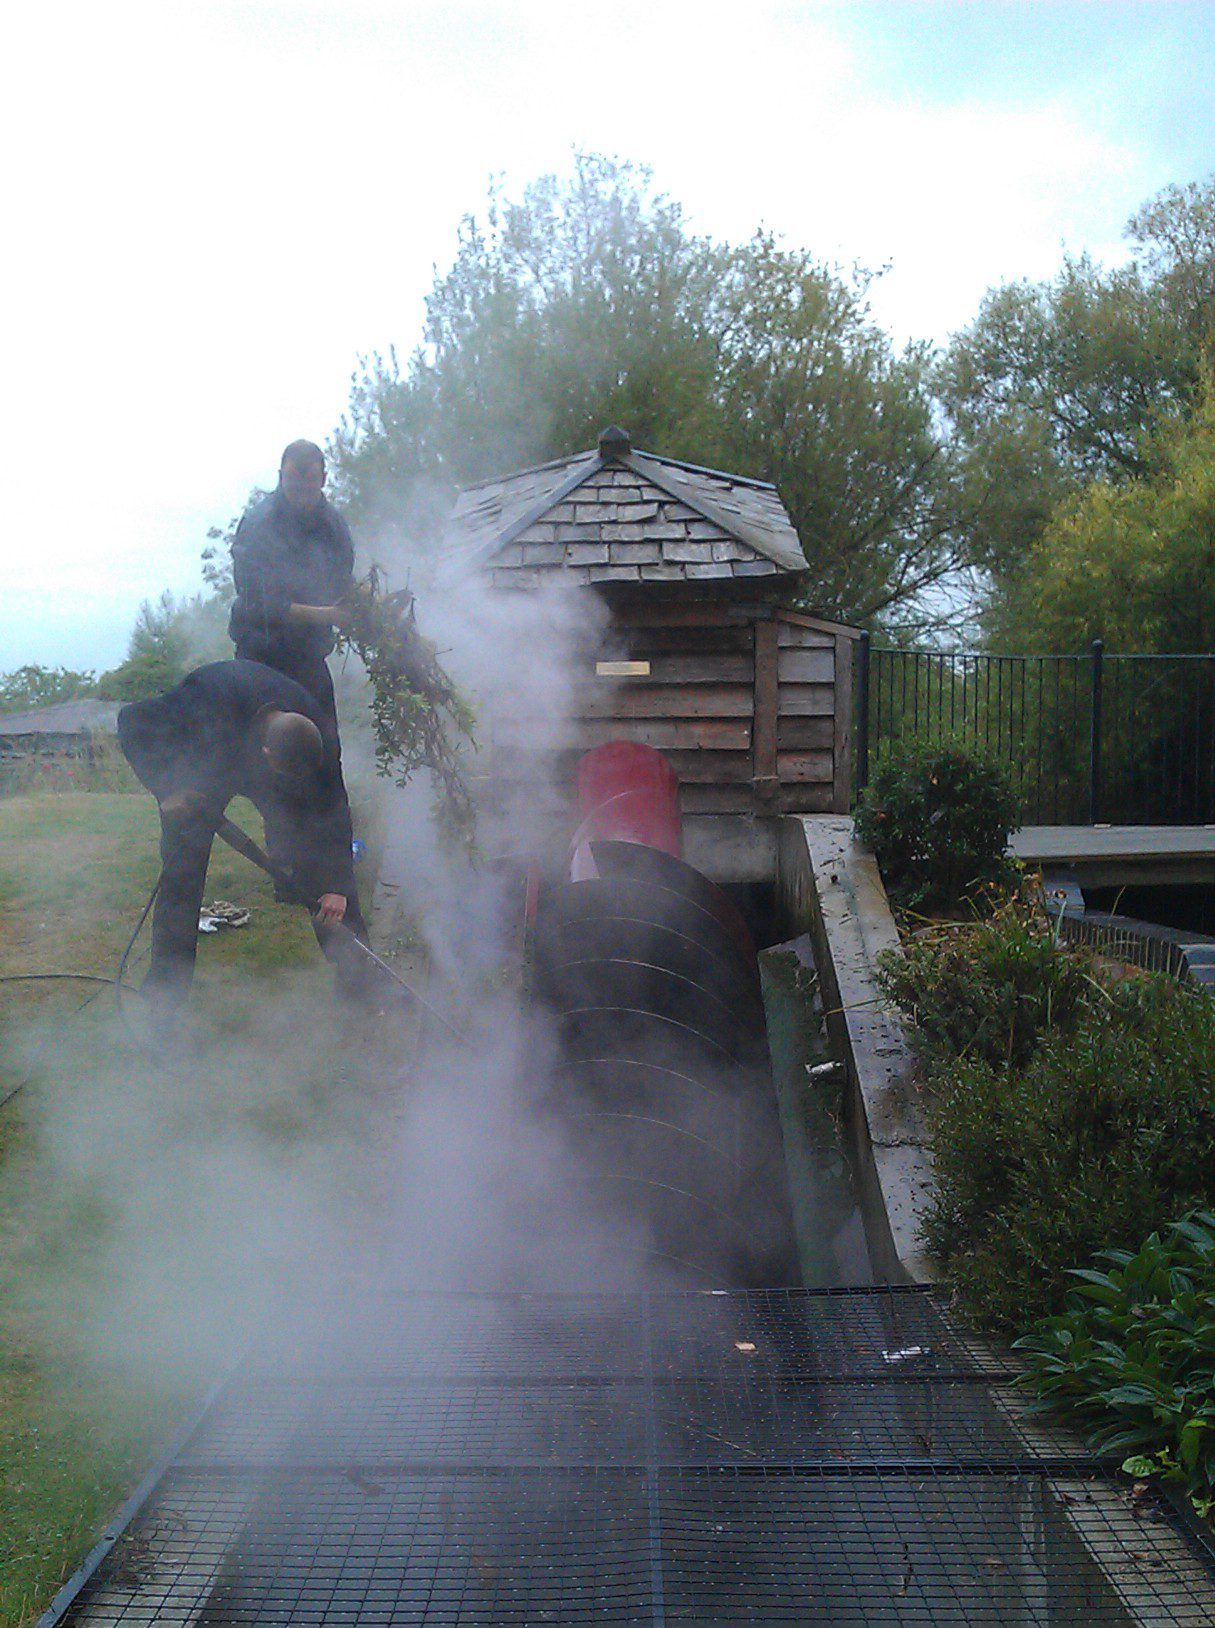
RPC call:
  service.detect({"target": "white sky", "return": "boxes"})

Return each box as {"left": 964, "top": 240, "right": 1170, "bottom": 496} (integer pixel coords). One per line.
{"left": 3, "top": 0, "right": 1212, "bottom": 672}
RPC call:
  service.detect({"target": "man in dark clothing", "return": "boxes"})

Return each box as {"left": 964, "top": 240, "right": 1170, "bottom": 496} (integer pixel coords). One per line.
{"left": 118, "top": 660, "right": 371, "bottom": 1009}
{"left": 228, "top": 440, "right": 354, "bottom": 746}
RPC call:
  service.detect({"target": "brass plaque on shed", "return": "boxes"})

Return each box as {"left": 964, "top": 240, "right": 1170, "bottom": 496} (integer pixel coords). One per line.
{"left": 596, "top": 660, "right": 651, "bottom": 677}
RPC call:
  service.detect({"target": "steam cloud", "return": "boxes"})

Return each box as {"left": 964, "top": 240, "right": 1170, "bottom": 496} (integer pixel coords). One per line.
{"left": 8, "top": 525, "right": 644, "bottom": 1402}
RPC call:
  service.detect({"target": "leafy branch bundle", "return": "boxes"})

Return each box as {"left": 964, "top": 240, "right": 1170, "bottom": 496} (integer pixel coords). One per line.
{"left": 339, "top": 570, "right": 478, "bottom": 848}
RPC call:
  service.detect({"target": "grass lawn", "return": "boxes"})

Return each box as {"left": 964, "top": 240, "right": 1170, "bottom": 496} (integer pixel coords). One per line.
{"left": 0, "top": 791, "right": 397, "bottom": 1626}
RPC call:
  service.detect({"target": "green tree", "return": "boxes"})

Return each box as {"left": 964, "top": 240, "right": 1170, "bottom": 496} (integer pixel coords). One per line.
{"left": 96, "top": 595, "right": 186, "bottom": 700}
{"left": 939, "top": 174, "right": 1215, "bottom": 593}
{"left": 1006, "top": 369, "right": 1215, "bottom": 654}
{"left": 1126, "top": 176, "right": 1215, "bottom": 357}
{"left": 331, "top": 155, "right": 960, "bottom": 628}
{"left": 201, "top": 488, "right": 269, "bottom": 607}
{"left": 704, "top": 234, "right": 955, "bottom": 622}
{"left": 0, "top": 665, "right": 96, "bottom": 712}
{"left": 332, "top": 156, "right": 728, "bottom": 552}
{"left": 94, "top": 591, "right": 225, "bottom": 701}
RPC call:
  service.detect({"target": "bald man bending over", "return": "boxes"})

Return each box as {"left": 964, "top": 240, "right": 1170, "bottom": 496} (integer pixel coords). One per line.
{"left": 118, "top": 659, "right": 371, "bottom": 1013}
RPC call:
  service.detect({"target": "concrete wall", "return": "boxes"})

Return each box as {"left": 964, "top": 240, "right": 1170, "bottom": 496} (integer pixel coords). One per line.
{"left": 777, "top": 814, "right": 935, "bottom": 1284}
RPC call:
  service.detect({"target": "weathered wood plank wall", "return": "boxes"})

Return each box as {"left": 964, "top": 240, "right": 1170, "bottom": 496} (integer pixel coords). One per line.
{"left": 483, "top": 597, "right": 856, "bottom": 821}
{"left": 578, "top": 602, "right": 853, "bottom": 816}
{"left": 597, "top": 603, "right": 757, "bottom": 813}
{"left": 774, "top": 619, "right": 838, "bottom": 810}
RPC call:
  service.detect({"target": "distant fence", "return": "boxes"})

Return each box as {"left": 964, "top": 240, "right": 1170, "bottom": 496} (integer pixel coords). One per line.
{"left": 1056, "top": 911, "right": 1215, "bottom": 985}
{"left": 0, "top": 731, "right": 136, "bottom": 796}
{"left": 855, "top": 638, "right": 1215, "bottom": 826}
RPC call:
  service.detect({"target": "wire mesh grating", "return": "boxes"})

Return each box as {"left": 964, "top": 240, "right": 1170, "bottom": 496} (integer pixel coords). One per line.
{"left": 56, "top": 1288, "right": 1215, "bottom": 1627}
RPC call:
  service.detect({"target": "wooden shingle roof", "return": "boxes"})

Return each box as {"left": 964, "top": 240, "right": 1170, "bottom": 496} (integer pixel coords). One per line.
{"left": 446, "top": 428, "right": 807, "bottom": 587}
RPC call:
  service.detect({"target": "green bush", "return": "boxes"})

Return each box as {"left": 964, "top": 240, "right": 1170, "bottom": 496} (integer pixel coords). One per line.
{"left": 854, "top": 741, "right": 1019, "bottom": 911}
{"left": 0, "top": 664, "right": 96, "bottom": 711}
{"left": 880, "top": 893, "right": 1093, "bottom": 1071}
{"left": 924, "top": 977, "right": 1215, "bottom": 1331}
{"left": 1015, "top": 1210, "right": 1215, "bottom": 1521}
{"left": 94, "top": 648, "right": 184, "bottom": 702}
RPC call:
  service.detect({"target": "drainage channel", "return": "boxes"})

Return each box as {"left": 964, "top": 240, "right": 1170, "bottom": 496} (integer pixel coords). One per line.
{"left": 758, "top": 931, "right": 873, "bottom": 1290}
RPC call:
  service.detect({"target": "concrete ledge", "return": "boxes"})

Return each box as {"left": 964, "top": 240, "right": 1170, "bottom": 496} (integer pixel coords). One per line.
{"left": 778, "top": 814, "right": 934, "bottom": 1283}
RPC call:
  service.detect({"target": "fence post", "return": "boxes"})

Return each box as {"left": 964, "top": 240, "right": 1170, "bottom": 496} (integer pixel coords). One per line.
{"left": 856, "top": 631, "right": 871, "bottom": 796}
{"left": 1088, "top": 639, "right": 1104, "bottom": 825}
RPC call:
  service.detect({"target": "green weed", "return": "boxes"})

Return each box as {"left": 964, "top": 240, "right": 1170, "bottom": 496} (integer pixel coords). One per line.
{"left": 1016, "top": 1210, "right": 1215, "bottom": 1521}
{"left": 880, "top": 892, "right": 1093, "bottom": 1072}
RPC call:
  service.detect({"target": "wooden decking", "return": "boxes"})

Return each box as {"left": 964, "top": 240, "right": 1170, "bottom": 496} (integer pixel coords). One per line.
{"left": 1012, "top": 824, "right": 1215, "bottom": 885}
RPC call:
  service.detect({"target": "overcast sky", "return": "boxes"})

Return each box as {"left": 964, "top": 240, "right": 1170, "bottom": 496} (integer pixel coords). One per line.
{"left": 3, "top": 0, "right": 1213, "bottom": 673}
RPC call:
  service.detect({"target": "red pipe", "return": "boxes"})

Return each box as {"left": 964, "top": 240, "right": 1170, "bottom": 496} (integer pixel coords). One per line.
{"left": 569, "top": 742, "right": 682, "bottom": 880}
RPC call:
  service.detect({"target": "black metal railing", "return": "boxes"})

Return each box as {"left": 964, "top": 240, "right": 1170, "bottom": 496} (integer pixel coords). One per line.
{"left": 855, "top": 637, "right": 1215, "bottom": 826}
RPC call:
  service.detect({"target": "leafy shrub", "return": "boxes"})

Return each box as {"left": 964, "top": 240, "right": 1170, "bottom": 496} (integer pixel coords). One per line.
{"left": 854, "top": 741, "right": 1019, "bottom": 911}
{"left": 880, "top": 892, "right": 1093, "bottom": 1072}
{"left": 925, "top": 977, "right": 1215, "bottom": 1330}
{"left": 1015, "top": 1211, "right": 1215, "bottom": 1520}
{"left": 0, "top": 663, "right": 96, "bottom": 711}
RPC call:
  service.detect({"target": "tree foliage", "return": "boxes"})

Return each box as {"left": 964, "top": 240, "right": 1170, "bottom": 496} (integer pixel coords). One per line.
{"left": 95, "top": 593, "right": 189, "bottom": 700}
{"left": 201, "top": 504, "right": 257, "bottom": 606}
{"left": 922, "top": 976, "right": 1215, "bottom": 1333}
{"left": 1126, "top": 177, "right": 1215, "bottom": 356}
{"left": 331, "top": 154, "right": 961, "bottom": 629}
{"left": 854, "top": 740, "right": 1019, "bottom": 912}
{"left": 998, "top": 369, "right": 1215, "bottom": 653}
{"left": 701, "top": 237, "right": 952, "bottom": 622}
{"left": 0, "top": 665, "right": 96, "bottom": 713}
{"left": 94, "top": 590, "right": 229, "bottom": 701}
{"left": 940, "top": 175, "right": 1215, "bottom": 593}
{"left": 335, "top": 158, "right": 725, "bottom": 501}
{"left": 339, "top": 572, "right": 478, "bottom": 848}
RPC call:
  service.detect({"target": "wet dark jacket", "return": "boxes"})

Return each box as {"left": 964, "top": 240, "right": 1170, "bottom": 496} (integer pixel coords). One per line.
{"left": 227, "top": 490, "right": 354, "bottom": 664}
{"left": 117, "top": 661, "right": 355, "bottom": 903}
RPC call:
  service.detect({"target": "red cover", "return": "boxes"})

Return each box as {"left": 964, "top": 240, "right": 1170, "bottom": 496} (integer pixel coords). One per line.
{"left": 569, "top": 742, "right": 683, "bottom": 878}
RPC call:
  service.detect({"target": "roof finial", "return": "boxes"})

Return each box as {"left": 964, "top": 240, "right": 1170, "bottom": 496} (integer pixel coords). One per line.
{"left": 598, "top": 425, "right": 631, "bottom": 460}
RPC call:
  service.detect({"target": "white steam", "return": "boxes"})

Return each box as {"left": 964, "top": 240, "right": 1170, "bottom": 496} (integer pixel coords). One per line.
{"left": 9, "top": 527, "right": 643, "bottom": 1399}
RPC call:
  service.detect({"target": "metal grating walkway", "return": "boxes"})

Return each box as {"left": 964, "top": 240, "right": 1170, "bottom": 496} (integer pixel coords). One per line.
{"left": 52, "top": 1288, "right": 1215, "bottom": 1626}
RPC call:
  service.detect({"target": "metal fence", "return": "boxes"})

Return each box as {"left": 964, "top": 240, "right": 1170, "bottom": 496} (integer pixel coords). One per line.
{"left": 856, "top": 639, "right": 1215, "bottom": 826}
{"left": 1055, "top": 909, "right": 1215, "bottom": 989}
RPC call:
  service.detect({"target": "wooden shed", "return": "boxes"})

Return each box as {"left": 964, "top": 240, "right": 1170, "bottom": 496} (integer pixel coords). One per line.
{"left": 448, "top": 426, "right": 860, "bottom": 878}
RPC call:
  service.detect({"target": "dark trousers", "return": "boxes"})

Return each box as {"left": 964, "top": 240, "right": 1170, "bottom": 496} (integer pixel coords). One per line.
{"left": 144, "top": 807, "right": 372, "bottom": 1007}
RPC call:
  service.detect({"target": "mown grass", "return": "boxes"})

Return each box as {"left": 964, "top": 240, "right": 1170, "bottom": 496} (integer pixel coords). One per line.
{"left": 0, "top": 792, "right": 391, "bottom": 1626}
